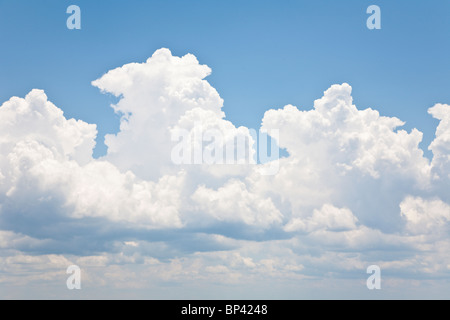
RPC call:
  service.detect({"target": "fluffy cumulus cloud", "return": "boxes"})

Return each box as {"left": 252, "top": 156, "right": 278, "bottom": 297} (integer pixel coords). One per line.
{"left": 0, "top": 89, "right": 185, "bottom": 231}
{"left": 1, "top": 48, "right": 450, "bottom": 298}
{"left": 90, "top": 48, "right": 255, "bottom": 181}
{"left": 429, "top": 104, "right": 450, "bottom": 183}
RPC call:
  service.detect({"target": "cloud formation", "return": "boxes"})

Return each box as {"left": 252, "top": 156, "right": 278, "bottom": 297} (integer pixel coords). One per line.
{"left": 1, "top": 48, "right": 450, "bottom": 298}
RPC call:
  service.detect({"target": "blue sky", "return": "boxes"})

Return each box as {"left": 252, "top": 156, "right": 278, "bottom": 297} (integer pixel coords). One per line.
{"left": 1, "top": 0, "right": 449, "bottom": 157}
{"left": 1, "top": 1, "right": 450, "bottom": 299}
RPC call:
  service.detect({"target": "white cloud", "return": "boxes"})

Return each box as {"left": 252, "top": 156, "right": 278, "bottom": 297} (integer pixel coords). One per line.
{"left": 1, "top": 48, "right": 450, "bottom": 298}
{"left": 400, "top": 196, "right": 450, "bottom": 235}
{"left": 429, "top": 103, "right": 450, "bottom": 180}
{"left": 261, "top": 83, "right": 430, "bottom": 182}
{"left": 0, "top": 88, "right": 183, "bottom": 229}
{"left": 284, "top": 204, "right": 358, "bottom": 232}
{"left": 251, "top": 83, "right": 434, "bottom": 233}
{"left": 191, "top": 179, "right": 282, "bottom": 228}
{"left": 0, "top": 89, "right": 96, "bottom": 165}
{"left": 92, "top": 48, "right": 230, "bottom": 180}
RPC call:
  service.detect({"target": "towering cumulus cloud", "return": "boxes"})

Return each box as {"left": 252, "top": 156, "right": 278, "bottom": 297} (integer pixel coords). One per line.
{"left": 0, "top": 49, "right": 449, "bottom": 298}
{"left": 91, "top": 48, "right": 254, "bottom": 180}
